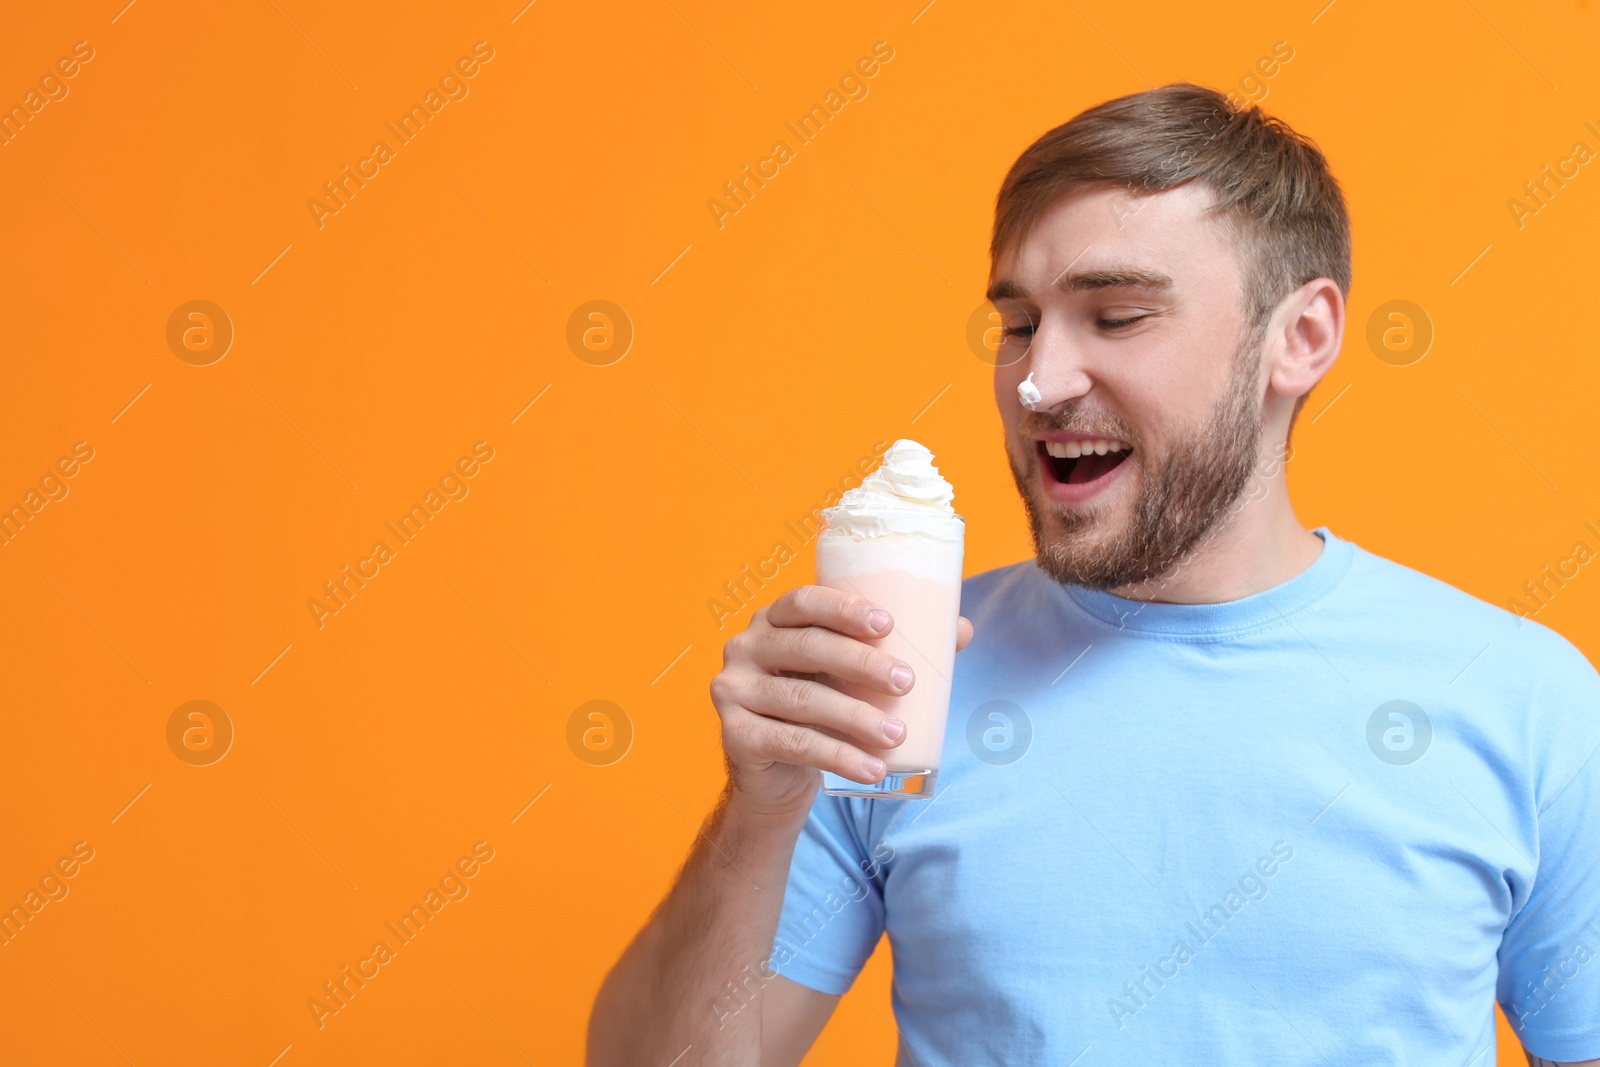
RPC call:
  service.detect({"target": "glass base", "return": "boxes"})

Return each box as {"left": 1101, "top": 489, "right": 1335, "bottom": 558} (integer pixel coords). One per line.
{"left": 822, "top": 768, "right": 937, "bottom": 800}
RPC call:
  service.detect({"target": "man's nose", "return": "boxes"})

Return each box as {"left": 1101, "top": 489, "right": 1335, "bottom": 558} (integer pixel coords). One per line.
{"left": 1022, "top": 323, "right": 1094, "bottom": 410}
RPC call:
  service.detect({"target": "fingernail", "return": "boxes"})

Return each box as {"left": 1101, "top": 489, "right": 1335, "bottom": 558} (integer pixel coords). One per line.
{"left": 868, "top": 610, "right": 892, "bottom": 633}
{"left": 882, "top": 717, "right": 905, "bottom": 740}
{"left": 890, "top": 665, "right": 913, "bottom": 690}
{"left": 864, "top": 757, "right": 885, "bottom": 777}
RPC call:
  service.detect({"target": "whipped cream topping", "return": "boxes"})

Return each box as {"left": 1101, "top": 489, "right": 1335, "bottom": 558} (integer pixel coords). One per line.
{"left": 821, "top": 439, "right": 963, "bottom": 542}
{"left": 1018, "top": 372, "right": 1043, "bottom": 410}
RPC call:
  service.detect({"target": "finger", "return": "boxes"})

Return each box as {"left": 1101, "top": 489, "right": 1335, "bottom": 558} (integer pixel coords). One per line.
{"left": 726, "top": 708, "right": 886, "bottom": 782}
{"left": 955, "top": 615, "right": 974, "bottom": 652}
{"left": 743, "top": 673, "right": 905, "bottom": 749}
{"left": 763, "top": 623, "right": 914, "bottom": 696}
{"left": 764, "top": 585, "right": 894, "bottom": 642}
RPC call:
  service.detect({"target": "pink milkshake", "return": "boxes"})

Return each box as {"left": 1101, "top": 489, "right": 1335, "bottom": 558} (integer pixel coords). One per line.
{"left": 815, "top": 440, "right": 964, "bottom": 799}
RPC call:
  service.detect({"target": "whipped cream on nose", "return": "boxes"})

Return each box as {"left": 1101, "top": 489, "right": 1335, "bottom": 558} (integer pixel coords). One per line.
{"left": 821, "top": 439, "right": 961, "bottom": 542}
{"left": 1018, "top": 372, "right": 1043, "bottom": 410}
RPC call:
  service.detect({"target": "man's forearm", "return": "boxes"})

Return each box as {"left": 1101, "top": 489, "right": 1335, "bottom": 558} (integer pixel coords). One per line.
{"left": 588, "top": 785, "right": 808, "bottom": 1067}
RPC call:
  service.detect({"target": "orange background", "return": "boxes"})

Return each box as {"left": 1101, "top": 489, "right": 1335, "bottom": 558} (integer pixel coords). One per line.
{"left": 2, "top": 0, "right": 1597, "bottom": 1063}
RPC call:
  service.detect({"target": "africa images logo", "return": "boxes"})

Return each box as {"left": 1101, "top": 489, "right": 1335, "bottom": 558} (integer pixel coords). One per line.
{"left": 306, "top": 41, "right": 496, "bottom": 230}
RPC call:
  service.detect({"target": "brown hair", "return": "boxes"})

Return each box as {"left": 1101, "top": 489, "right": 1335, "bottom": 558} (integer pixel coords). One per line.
{"left": 990, "top": 82, "right": 1351, "bottom": 426}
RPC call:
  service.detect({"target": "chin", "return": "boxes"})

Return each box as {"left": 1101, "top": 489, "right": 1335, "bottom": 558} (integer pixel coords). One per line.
{"left": 1032, "top": 508, "right": 1138, "bottom": 589}
{"left": 1015, "top": 457, "right": 1148, "bottom": 590}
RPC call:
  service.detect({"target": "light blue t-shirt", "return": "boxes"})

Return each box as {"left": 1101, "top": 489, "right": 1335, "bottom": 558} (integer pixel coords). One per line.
{"left": 770, "top": 526, "right": 1600, "bottom": 1064}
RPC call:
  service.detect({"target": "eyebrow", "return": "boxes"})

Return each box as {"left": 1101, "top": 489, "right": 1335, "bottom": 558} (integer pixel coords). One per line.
{"left": 986, "top": 268, "right": 1175, "bottom": 304}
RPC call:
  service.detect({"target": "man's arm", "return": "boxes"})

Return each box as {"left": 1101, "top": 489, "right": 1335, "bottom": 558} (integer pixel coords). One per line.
{"left": 587, "top": 786, "right": 838, "bottom": 1066}
{"left": 588, "top": 587, "right": 965, "bottom": 1066}
{"left": 762, "top": 975, "right": 840, "bottom": 1066}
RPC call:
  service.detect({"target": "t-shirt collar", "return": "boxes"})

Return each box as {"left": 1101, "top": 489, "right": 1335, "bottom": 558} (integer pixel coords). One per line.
{"left": 1055, "top": 525, "right": 1354, "bottom": 639}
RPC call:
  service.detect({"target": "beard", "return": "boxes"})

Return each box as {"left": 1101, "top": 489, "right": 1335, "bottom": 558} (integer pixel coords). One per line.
{"left": 1006, "top": 329, "right": 1265, "bottom": 591}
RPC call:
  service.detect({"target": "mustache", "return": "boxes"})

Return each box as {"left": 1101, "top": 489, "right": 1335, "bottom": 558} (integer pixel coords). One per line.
{"left": 1022, "top": 408, "right": 1138, "bottom": 445}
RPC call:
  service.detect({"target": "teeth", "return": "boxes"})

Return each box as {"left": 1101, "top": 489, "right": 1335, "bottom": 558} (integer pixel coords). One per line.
{"left": 1043, "top": 438, "right": 1132, "bottom": 460}
{"left": 1044, "top": 438, "right": 1129, "bottom": 458}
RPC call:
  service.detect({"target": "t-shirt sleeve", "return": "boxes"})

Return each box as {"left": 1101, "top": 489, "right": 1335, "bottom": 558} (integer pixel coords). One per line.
{"left": 768, "top": 790, "right": 888, "bottom": 996}
{"left": 1496, "top": 637, "right": 1600, "bottom": 1062}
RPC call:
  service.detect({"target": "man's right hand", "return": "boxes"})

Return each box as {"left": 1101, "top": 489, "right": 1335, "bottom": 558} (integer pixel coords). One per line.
{"left": 709, "top": 585, "right": 974, "bottom": 822}
{"left": 592, "top": 587, "right": 972, "bottom": 1066}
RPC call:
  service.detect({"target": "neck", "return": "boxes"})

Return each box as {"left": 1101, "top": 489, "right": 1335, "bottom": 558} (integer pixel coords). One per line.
{"left": 1107, "top": 478, "right": 1324, "bottom": 605}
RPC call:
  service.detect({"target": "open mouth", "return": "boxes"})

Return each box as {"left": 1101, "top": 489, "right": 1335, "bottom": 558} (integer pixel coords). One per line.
{"left": 1037, "top": 438, "right": 1133, "bottom": 486}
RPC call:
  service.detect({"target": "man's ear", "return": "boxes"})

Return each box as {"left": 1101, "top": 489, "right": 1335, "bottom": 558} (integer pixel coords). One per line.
{"left": 1268, "top": 277, "right": 1344, "bottom": 404}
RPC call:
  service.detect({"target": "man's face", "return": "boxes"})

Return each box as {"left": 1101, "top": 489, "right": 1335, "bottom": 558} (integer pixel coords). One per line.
{"left": 990, "top": 182, "right": 1270, "bottom": 591}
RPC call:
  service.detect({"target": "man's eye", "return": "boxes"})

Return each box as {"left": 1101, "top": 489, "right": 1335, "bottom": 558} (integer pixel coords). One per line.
{"left": 1002, "top": 324, "right": 1035, "bottom": 339}
{"left": 1098, "top": 315, "right": 1148, "bottom": 331}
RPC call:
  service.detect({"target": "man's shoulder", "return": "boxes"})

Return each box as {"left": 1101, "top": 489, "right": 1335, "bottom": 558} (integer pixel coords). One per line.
{"left": 1341, "top": 538, "right": 1507, "bottom": 617}
{"left": 959, "top": 558, "right": 1047, "bottom": 616}
{"left": 1342, "top": 535, "right": 1596, "bottom": 677}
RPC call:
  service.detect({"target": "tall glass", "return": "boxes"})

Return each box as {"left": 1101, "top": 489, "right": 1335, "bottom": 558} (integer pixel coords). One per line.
{"left": 815, "top": 513, "right": 965, "bottom": 799}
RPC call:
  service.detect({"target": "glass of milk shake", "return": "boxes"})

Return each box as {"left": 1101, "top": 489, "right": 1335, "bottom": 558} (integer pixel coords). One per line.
{"left": 815, "top": 439, "right": 964, "bottom": 799}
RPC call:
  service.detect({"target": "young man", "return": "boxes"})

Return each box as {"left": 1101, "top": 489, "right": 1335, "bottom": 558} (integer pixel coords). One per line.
{"left": 589, "top": 83, "right": 1600, "bottom": 1065}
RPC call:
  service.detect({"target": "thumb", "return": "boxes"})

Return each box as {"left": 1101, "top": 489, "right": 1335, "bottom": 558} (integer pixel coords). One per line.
{"left": 955, "top": 615, "right": 974, "bottom": 652}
